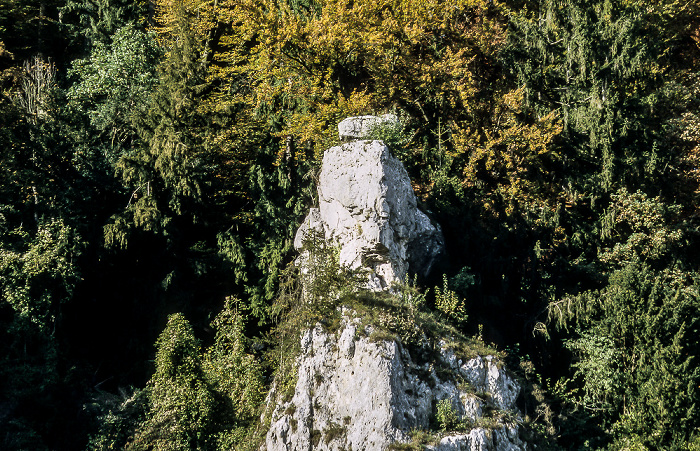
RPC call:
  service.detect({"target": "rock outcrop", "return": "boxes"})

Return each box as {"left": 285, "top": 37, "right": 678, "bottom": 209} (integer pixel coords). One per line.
{"left": 294, "top": 137, "right": 444, "bottom": 290}
{"left": 266, "top": 117, "right": 526, "bottom": 450}
{"left": 265, "top": 317, "right": 526, "bottom": 451}
{"left": 338, "top": 114, "right": 398, "bottom": 141}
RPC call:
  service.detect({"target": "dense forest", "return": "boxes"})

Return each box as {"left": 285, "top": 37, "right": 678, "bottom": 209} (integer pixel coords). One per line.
{"left": 1, "top": 0, "right": 699, "bottom": 448}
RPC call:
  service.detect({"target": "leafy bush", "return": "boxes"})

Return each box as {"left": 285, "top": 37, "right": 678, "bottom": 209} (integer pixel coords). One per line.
{"left": 434, "top": 274, "right": 468, "bottom": 327}
{"left": 126, "top": 302, "right": 267, "bottom": 451}
{"left": 435, "top": 399, "right": 459, "bottom": 431}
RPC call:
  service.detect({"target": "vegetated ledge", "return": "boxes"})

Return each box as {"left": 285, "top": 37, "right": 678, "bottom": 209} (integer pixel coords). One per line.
{"left": 258, "top": 285, "right": 527, "bottom": 451}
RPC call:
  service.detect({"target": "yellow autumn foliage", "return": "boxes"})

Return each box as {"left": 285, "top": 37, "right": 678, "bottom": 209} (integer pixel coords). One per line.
{"left": 148, "top": 0, "right": 504, "bottom": 159}
{"left": 149, "top": 0, "right": 563, "bottom": 213}
{"left": 457, "top": 88, "right": 563, "bottom": 215}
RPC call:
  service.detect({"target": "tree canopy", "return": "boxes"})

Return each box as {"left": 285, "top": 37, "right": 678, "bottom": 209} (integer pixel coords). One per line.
{"left": 0, "top": 0, "right": 699, "bottom": 448}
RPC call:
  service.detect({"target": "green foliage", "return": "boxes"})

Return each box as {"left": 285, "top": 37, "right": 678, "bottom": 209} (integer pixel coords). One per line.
{"left": 0, "top": 219, "right": 82, "bottom": 450}
{"left": 435, "top": 274, "right": 468, "bottom": 327}
{"left": 106, "top": 1, "right": 212, "bottom": 250}
{"left": 128, "top": 313, "right": 217, "bottom": 451}
{"left": 395, "top": 275, "right": 428, "bottom": 311}
{"left": 563, "top": 332, "right": 621, "bottom": 413}
{"left": 365, "top": 114, "right": 416, "bottom": 164}
{"left": 435, "top": 398, "right": 459, "bottom": 431}
{"left": 125, "top": 301, "right": 267, "bottom": 451}
{"left": 2, "top": 0, "right": 700, "bottom": 448}
{"left": 241, "top": 152, "right": 314, "bottom": 321}
{"left": 551, "top": 262, "right": 700, "bottom": 446}
{"left": 273, "top": 230, "right": 363, "bottom": 323}
{"left": 85, "top": 388, "right": 148, "bottom": 451}
{"left": 67, "top": 24, "right": 160, "bottom": 164}
{"left": 203, "top": 297, "right": 266, "bottom": 447}
{"left": 505, "top": 0, "right": 661, "bottom": 194}
{"left": 61, "top": 0, "right": 149, "bottom": 47}
{"left": 600, "top": 188, "right": 683, "bottom": 266}
{"left": 0, "top": 219, "right": 82, "bottom": 333}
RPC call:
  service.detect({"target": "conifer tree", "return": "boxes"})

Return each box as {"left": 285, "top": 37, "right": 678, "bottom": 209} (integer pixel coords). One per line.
{"left": 546, "top": 189, "right": 700, "bottom": 448}
{"left": 128, "top": 313, "right": 217, "bottom": 451}
{"left": 60, "top": 0, "right": 149, "bottom": 48}
{"left": 112, "top": 0, "right": 210, "bottom": 236}
{"left": 502, "top": 0, "right": 697, "bottom": 198}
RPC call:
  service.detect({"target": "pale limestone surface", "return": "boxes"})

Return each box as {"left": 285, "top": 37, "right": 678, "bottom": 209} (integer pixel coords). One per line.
{"left": 426, "top": 426, "right": 524, "bottom": 451}
{"left": 294, "top": 138, "right": 444, "bottom": 290}
{"left": 268, "top": 118, "right": 525, "bottom": 451}
{"left": 425, "top": 429, "right": 489, "bottom": 451}
{"left": 442, "top": 345, "right": 521, "bottom": 411}
{"left": 264, "top": 318, "right": 526, "bottom": 451}
{"left": 265, "top": 319, "right": 412, "bottom": 451}
{"left": 337, "top": 114, "right": 398, "bottom": 140}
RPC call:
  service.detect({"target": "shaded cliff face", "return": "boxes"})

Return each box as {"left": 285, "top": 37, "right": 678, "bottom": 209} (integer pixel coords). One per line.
{"left": 266, "top": 117, "right": 526, "bottom": 450}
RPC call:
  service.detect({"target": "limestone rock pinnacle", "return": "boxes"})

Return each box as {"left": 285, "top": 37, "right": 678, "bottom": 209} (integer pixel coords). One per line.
{"left": 294, "top": 118, "right": 444, "bottom": 289}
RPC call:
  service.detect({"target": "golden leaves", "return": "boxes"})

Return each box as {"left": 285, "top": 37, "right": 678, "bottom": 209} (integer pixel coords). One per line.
{"left": 197, "top": 0, "right": 503, "bottom": 159}
{"left": 459, "top": 88, "right": 563, "bottom": 215}
{"left": 148, "top": 0, "right": 513, "bottom": 182}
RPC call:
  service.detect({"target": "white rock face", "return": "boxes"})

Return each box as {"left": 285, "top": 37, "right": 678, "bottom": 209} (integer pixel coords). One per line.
{"left": 269, "top": 117, "right": 526, "bottom": 451}
{"left": 294, "top": 138, "right": 444, "bottom": 289}
{"left": 442, "top": 346, "right": 520, "bottom": 411}
{"left": 426, "top": 426, "right": 524, "bottom": 451}
{"left": 338, "top": 114, "right": 398, "bottom": 140}
{"left": 426, "top": 429, "right": 489, "bottom": 451}
{"left": 265, "top": 319, "right": 526, "bottom": 451}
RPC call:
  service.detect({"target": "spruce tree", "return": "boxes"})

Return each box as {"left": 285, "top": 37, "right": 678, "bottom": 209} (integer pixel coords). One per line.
{"left": 113, "top": 0, "right": 210, "bottom": 237}
{"left": 503, "top": 0, "right": 667, "bottom": 196}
